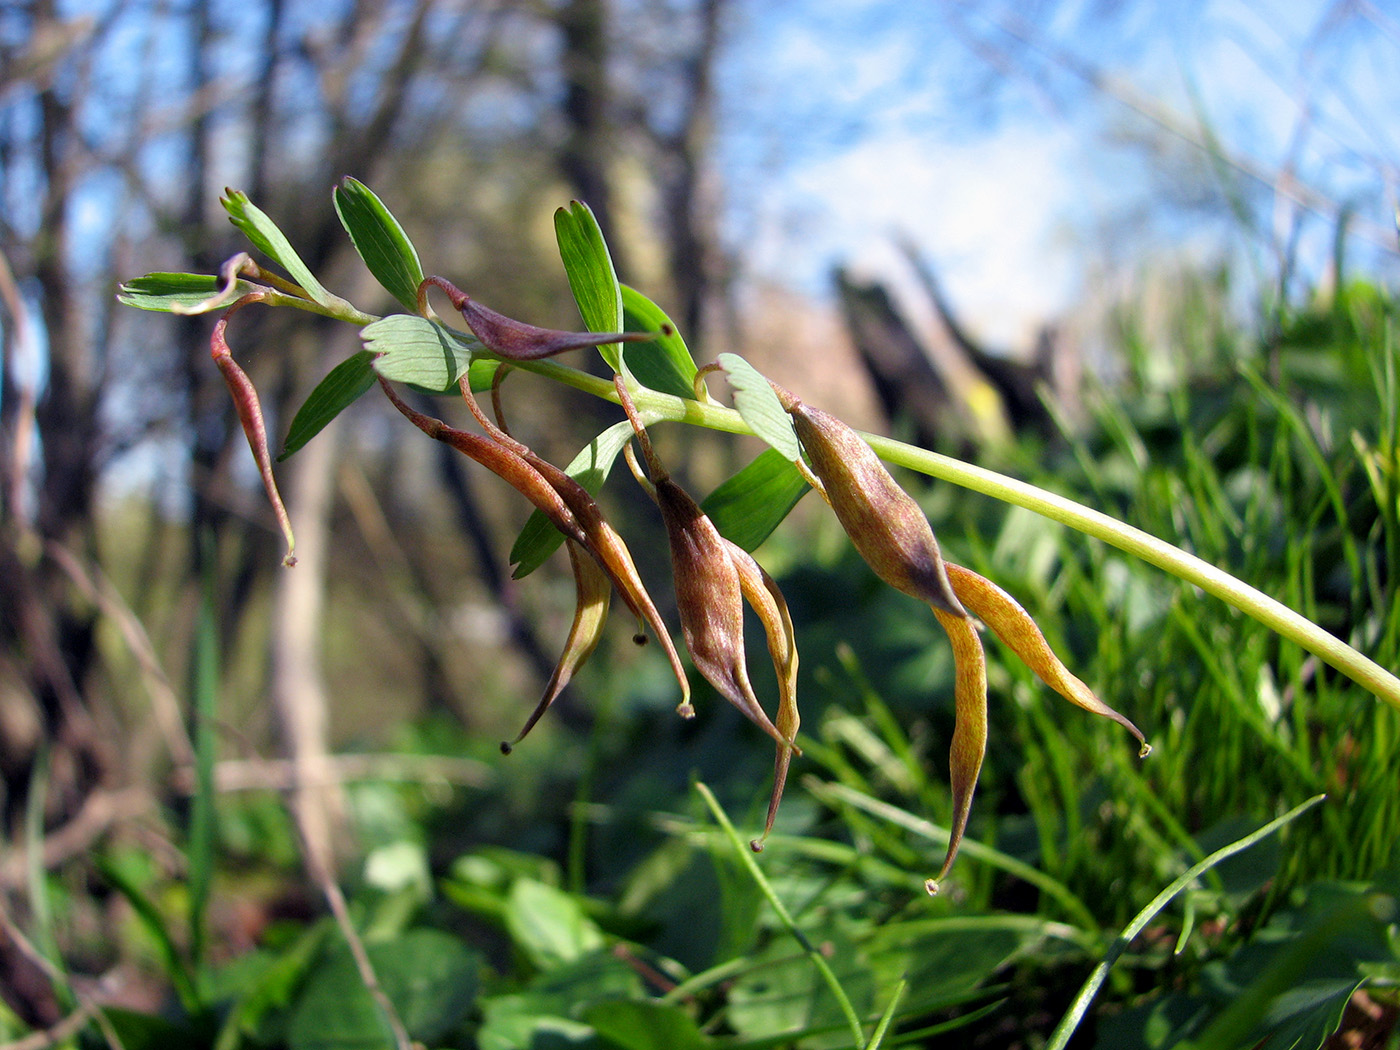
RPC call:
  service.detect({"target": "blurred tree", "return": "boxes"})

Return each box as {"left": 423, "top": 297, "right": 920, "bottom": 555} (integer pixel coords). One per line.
{"left": 0, "top": 0, "right": 740, "bottom": 883}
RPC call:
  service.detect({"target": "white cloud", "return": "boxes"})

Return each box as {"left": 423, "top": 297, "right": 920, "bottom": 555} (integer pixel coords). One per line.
{"left": 748, "top": 121, "right": 1082, "bottom": 347}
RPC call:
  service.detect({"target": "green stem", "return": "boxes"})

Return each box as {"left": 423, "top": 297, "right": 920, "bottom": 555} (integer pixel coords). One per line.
{"left": 860, "top": 433, "right": 1400, "bottom": 715}
{"left": 510, "top": 359, "right": 1400, "bottom": 714}
{"left": 1044, "top": 794, "right": 1326, "bottom": 1050}
{"left": 694, "top": 781, "right": 868, "bottom": 1049}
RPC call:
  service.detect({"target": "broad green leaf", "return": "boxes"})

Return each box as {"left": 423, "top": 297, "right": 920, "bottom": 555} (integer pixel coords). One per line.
{"left": 476, "top": 948, "right": 643, "bottom": 1050}
{"left": 864, "top": 917, "right": 1042, "bottom": 1015}
{"left": 701, "top": 448, "right": 810, "bottom": 552}
{"left": 222, "top": 189, "right": 336, "bottom": 307}
{"left": 717, "top": 353, "right": 801, "bottom": 462}
{"left": 363, "top": 314, "right": 480, "bottom": 393}
{"left": 477, "top": 1001, "right": 595, "bottom": 1050}
{"left": 279, "top": 351, "right": 377, "bottom": 460}
{"left": 509, "top": 419, "right": 637, "bottom": 578}
{"left": 214, "top": 922, "right": 331, "bottom": 1050}
{"left": 287, "top": 930, "right": 479, "bottom": 1050}
{"left": 554, "top": 201, "right": 624, "bottom": 371}
{"left": 333, "top": 178, "right": 424, "bottom": 312}
{"left": 620, "top": 285, "right": 698, "bottom": 399}
{"left": 726, "top": 925, "right": 877, "bottom": 1042}
{"left": 117, "top": 272, "right": 258, "bottom": 313}
{"left": 583, "top": 1001, "right": 711, "bottom": 1050}
{"left": 504, "top": 878, "right": 605, "bottom": 972}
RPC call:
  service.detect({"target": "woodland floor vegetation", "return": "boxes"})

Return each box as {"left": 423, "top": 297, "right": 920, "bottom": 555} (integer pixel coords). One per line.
{"left": 2, "top": 186, "right": 1398, "bottom": 1050}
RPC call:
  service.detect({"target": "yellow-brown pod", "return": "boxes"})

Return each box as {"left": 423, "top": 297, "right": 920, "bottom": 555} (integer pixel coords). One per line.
{"left": 785, "top": 398, "right": 966, "bottom": 618}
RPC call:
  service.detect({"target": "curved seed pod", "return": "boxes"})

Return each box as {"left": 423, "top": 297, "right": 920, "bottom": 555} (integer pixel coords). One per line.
{"left": 730, "top": 544, "right": 801, "bottom": 852}
{"left": 926, "top": 608, "right": 989, "bottom": 895}
{"left": 501, "top": 539, "right": 610, "bottom": 754}
{"left": 946, "top": 564, "right": 1150, "bottom": 756}
{"left": 614, "top": 375, "right": 795, "bottom": 747}
{"left": 378, "top": 379, "right": 588, "bottom": 547}
{"left": 654, "top": 477, "right": 788, "bottom": 747}
{"left": 419, "top": 276, "right": 656, "bottom": 360}
{"left": 212, "top": 305, "right": 296, "bottom": 565}
{"left": 779, "top": 392, "right": 966, "bottom": 618}
{"left": 459, "top": 381, "right": 693, "bottom": 715}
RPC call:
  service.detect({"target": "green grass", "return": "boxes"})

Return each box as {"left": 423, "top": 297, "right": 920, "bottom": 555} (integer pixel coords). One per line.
{"left": 41, "top": 195, "right": 1397, "bottom": 1049}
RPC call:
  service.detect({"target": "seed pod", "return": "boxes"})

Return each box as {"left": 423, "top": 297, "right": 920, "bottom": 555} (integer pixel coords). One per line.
{"left": 614, "top": 376, "right": 799, "bottom": 766}
{"left": 501, "top": 539, "right": 610, "bottom": 754}
{"left": 654, "top": 476, "right": 789, "bottom": 748}
{"left": 781, "top": 394, "right": 966, "bottom": 618}
{"left": 925, "top": 608, "right": 988, "bottom": 895}
{"left": 458, "top": 381, "right": 693, "bottom": 715}
{"left": 211, "top": 302, "right": 296, "bottom": 566}
{"left": 947, "top": 564, "right": 1150, "bottom": 756}
{"left": 419, "top": 276, "right": 655, "bottom": 360}
{"left": 728, "top": 545, "right": 801, "bottom": 853}
{"left": 379, "top": 379, "right": 588, "bottom": 547}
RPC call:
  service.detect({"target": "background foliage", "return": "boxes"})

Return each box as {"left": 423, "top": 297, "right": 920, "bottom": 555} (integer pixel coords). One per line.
{"left": 2, "top": 2, "right": 1398, "bottom": 1048}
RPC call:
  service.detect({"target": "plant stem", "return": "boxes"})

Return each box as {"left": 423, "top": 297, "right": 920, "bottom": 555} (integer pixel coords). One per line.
{"left": 695, "top": 781, "right": 869, "bottom": 1048}
{"left": 860, "top": 433, "right": 1400, "bottom": 714}
{"left": 1044, "top": 794, "right": 1327, "bottom": 1050}
{"left": 511, "top": 358, "right": 1400, "bottom": 714}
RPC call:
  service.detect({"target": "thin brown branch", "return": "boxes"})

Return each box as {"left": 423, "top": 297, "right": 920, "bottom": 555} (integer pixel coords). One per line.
{"left": 950, "top": 0, "right": 1398, "bottom": 255}
{"left": 41, "top": 541, "right": 193, "bottom": 769}
{"left": 170, "top": 753, "right": 494, "bottom": 794}
{"left": 0, "top": 904, "right": 124, "bottom": 1050}
{"left": 0, "top": 787, "right": 150, "bottom": 892}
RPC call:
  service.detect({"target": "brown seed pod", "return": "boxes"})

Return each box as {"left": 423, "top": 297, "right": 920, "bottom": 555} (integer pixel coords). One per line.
{"left": 781, "top": 393, "right": 965, "bottom": 618}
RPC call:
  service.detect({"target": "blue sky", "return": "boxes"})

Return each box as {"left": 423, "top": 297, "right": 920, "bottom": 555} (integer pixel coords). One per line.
{"left": 716, "top": 0, "right": 1399, "bottom": 345}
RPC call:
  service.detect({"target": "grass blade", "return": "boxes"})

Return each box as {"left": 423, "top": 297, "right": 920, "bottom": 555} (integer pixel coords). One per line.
{"left": 1044, "top": 793, "right": 1327, "bottom": 1050}
{"left": 695, "top": 781, "right": 868, "bottom": 1049}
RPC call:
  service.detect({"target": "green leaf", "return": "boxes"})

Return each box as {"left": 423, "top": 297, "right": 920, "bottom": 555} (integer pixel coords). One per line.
{"left": 509, "top": 419, "right": 637, "bottom": 578}
{"left": 333, "top": 178, "right": 425, "bottom": 312}
{"left": 477, "top": 949, "right": 643, "bottom": 1050}
{"left": 620, "top": 285, "right": 698, "bottom": 399}
{"left": 221, "top": 189, "right": 336, "bottom": 308}
{"left": 287, "top": 930, "right": 479, "bottom": 1050}
{"left": 505, "top": 879, "right": 605, "bottom": 972}
{"left": 96, "top": 856, "right": 200, "bottom": 1013}
{"left": 477, "top": 1001, "right": 596, "bottom": 1050}
{"left": 117, "top": 272, "right": 258, "bottom": 313}
{"left": 717, "top": 353, "right": 801, "bottom": 461}
{"left": 280, "top": 351, "right": 378, "bottom": 460}
{"left": 583, "top": 1001, "right": 711, "bottom": 1050}
{"left": 364, "top": 314, "right": 480, "bottom": 393}
{"left": 726, "top": 925, "right": 877, "bottom": 1042}
{"left": 214, "top": 923, "right": 330, "bottom": 1050}
{"left": 701, "top": 449, "right": 810, "bottom": 552}
{"left": 554, "top": 201, "right": 624, "bottom": 371}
